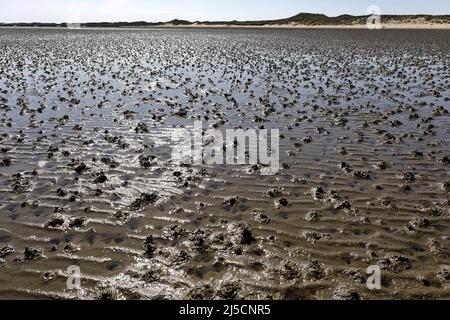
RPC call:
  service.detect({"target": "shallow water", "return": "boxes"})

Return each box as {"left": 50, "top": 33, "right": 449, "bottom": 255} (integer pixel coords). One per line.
{"left": 0, "top": 28, "right": 449, "bottom": 300}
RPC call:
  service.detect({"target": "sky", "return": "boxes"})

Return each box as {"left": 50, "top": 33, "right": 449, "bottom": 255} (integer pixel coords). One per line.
{"left": 0, "top": 0, "right": 449, "bottom": 23}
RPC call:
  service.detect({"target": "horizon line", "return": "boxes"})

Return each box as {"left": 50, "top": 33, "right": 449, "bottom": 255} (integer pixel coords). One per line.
{"left": 2, "top": 12, "right": 450, "bottom": 25}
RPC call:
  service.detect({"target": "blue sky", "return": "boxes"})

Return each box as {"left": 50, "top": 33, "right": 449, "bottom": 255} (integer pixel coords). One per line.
{"left": 0, "top": 0, "right": 449, "bottom": 23}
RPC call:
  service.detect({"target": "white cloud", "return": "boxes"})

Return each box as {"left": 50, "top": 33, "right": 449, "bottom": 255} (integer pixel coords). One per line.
{"left": 0, "top": 0, "right": 202, "bottom": 23}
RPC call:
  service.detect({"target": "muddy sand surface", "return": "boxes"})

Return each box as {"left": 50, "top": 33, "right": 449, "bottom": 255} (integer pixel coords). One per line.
{"left": 0, "top": 28, "right": 449, "bottom": 300}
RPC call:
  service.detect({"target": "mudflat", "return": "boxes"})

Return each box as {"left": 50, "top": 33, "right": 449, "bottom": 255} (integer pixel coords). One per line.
{"left": 0, "top": 28, "right": 449, "bottom": 300}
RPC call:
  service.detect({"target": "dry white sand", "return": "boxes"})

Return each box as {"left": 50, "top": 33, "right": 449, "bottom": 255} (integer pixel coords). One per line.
{"left": 164, "top": 23, "right": 450, "bottom": 29}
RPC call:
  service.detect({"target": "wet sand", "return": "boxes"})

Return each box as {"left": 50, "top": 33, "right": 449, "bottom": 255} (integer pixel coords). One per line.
{"left": 160, "top": 23, "right": 450, "bottom": 29}
{"left": 0, "top": 28, "right": 449, "bottom": 300}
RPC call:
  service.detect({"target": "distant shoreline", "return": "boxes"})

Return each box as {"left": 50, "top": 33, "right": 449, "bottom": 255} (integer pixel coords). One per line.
{"left": 155, "top": 23, "right": 450, "bottom": 29}
{"left": 1, "top": 12, "right": 449, "bottom": 30}
{"left": 1, "top": 23, "right": 450, "bottom": 30}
